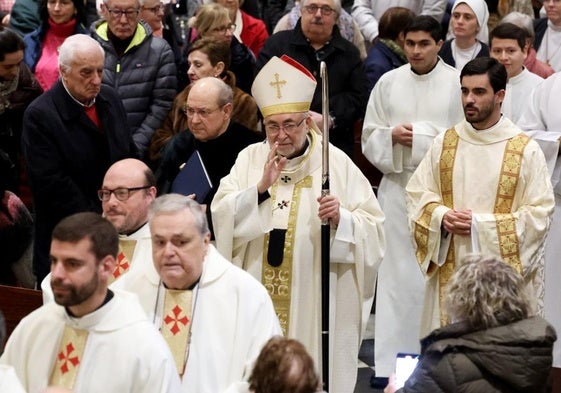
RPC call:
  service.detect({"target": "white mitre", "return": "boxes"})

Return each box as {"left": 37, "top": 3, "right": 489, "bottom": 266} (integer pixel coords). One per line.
{"left": 251, "top": 55, "right": 317, "bottom": 117}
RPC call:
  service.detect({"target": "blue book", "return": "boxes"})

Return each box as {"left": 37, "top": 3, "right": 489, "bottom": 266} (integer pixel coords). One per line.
{"left": 171, "top": 150, "right": 213, "bottom": 203}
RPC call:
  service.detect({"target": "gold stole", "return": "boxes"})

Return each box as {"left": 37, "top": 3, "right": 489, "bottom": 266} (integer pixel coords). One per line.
{"left": 160, "top": 289, "right": 193, "bottom": 376}
{"left": 262, "top": 176, "right": 313, "bottom": 336}
{"left": 433, "top": 128, "right": 528, "bottom": 325}
{"left": 49, "top": 325, "right": 89, "bottom": 389}
{"left": 109, "top": 239, "right": 137, "bottom": 284}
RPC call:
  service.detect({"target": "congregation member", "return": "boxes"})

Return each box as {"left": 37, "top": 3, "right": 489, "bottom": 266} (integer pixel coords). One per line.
{"left": 186, "top": 3, "right": 255, "bottom": 93}
{"left": 257, "top": 0, "right": 367, "bottom": 158}
{"left": 211, "top": 55, "right": 386, "bottom": 392}
{"left": 0, "top": 26, "right": 42, "bottom": 193}
{"left": 351, "top": 0, "right": 447, "bottom": 44}
{"left": 155, "top": 77, "right": 263, "bottom": 236}
{"left": 213, "top": 0, "right": 268, "bottom": 58}
{"left": 22, "top": 34, "right": 134, "bottom": 284}
{"left": 94, "top": 0, "right": 177, "bottom": 159}
{"left": 500, "top": 11, "right": 555, "bottom": 78}
{"left": 361, "top": 15, "right": 463, "bottom": 386}
{"left": 439, "top": 0, "right": 489, "bottom": 70}
{"left": 518, "top": 70, "right": 561, "bottom": 382}
{"left": 112, "top": 194, "right": 282, "bottom": 392}
{"left": 489, "top": 22, "right": 543, "bottom": 124}
{"left": 23, "top": 0, "right": 87, "bottom": 91}
{"left": 534, "top": 0, "right": 561, "bottom": 72}
{"left": 364, "top": 7, "right": 415, "bottom": 92}
{"left": 149, "top": 38, "right": 259, "bottom": 163}
{"left": 407, "top": 57, "right": 554, "bottom": 336}
{"left": 384, "top": 255, "right": 556, "bottom": 393}
{"left": 0, "top": 212, "right": 181, "bottom": 392}
{"left": 41, "top": 158, "right": 157, "bottom": 301}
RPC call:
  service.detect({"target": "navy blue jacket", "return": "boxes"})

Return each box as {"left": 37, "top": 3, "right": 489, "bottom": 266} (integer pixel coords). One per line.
{"left": 364, "top": 40, "right": 407, "bottom": 93}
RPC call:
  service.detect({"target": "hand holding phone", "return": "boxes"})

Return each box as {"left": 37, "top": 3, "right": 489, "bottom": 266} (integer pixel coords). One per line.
{"left": 395, "top": 353, "right": 419, "bottom": 389}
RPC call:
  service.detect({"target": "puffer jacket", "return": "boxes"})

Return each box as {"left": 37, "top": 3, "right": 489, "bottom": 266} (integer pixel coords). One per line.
{"left": 400, "top": 316, "right": 557, "bottom": 393}
{"left": 91, "top": 20, "right": 177, "bottom": 159}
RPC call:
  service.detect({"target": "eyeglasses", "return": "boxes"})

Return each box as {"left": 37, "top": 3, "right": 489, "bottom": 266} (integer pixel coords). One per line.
{"left": 97, "top": 186, "right": 151, "bottom": 202}
{"left": 303, "top": 4, "right": 336, "bottom": 16}
{"left": 211, "top": 23, "right": 236, "bottom": 34}
{"left": 142, "top": 4, "right": 163, "bottom": 13}
{"left": 265, "top": 116, "right": 307, "bottom": 134}
{"left": 183, "top": 106, "right": 223, "bottom": 118}
{"left": 106, "top": 7, "right": 140, "bottom": 19}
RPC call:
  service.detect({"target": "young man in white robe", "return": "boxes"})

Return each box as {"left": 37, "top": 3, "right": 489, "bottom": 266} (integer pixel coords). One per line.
{"left": 361, "top": 15, "right": 464, "bottom": 383}
{"left": 41, "top": 158, "right": 158, "bottom": 302}
{"left": 0, "top": 212, "right": 181, "bottom": 393}
{"left": 211, "top": 55, "right": 386, "bottom": 392}
{"left": 489, "top": 22, "right": 543, "bottom": 124}
{"left": 112, "top": 194, "right": 282, "bottom": 393}
{"left": 518, "top": 70, "right": 561, "bottom": 376}
{"left": 406, "top": 57, "right": 554, "bottom": 336}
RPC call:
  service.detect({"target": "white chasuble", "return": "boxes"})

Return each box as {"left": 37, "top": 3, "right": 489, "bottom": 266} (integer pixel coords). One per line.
{"left": 407, "top": 117, "right": 554, "bottom": 336}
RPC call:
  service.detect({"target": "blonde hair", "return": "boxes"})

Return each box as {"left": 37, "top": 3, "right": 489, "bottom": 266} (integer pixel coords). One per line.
{"left": 444, "top": 254, "right": 531, "bottom": 329}
{"left": 191, "top": 3, "right": 231, "bottom": 37}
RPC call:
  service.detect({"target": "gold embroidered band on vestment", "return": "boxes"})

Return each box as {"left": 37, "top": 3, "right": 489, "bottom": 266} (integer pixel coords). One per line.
{"left": 262, "top": 176, "right": 313, "bottom": 336}
{"left": 50, "top": 325, "right": 89, "bottom": 389}
{"left": 161, "top": 289, "right": 193, "bottom": 376}
{"left": 493, "top": 133, "right": 529, "bottom": 274}
{"left": 109, "top": 239, "right": 137, "bottom": 284}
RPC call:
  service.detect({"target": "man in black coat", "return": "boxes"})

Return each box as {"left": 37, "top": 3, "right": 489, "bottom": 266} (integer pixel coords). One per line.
{"left": 256, "top": 0, "right": 367, "bottom": 158}
{"left": 22, "top": 34, "right": 136, "bottom": 284}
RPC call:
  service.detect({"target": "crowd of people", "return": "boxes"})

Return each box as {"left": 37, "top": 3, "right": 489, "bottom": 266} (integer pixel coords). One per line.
{"left": 0, "top": 0, "right": 560, "bottom": 392}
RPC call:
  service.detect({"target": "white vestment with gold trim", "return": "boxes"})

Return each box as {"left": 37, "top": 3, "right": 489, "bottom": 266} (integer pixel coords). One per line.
{"left": 0, "top": 290, "right": 181, "bottom": 393}
{"left": 211, "top": 131, "right": 386, "bottom": 392}
{"left": 361, "top": 59, "right": 463, "bottom": 377}
{"left": 519, "top": 72, "right": 561, "bottom": 367}
{"left": 406, "top": 117, "right": 554, "bottom": 336}
{"left": 112, "top": 245, "right": 282, "bottom": 393}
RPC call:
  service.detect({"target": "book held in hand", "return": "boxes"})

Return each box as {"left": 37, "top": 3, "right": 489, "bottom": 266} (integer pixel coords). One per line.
{"left": 171, "top": 150, "right": 212, "bottom": 203}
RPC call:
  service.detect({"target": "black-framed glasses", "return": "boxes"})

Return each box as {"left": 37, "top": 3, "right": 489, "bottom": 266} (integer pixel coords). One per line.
{"left": 106, "top": 7, "right": 140, "bottom": 19}
{"left": 264, "top": 116, "right": 307, "bottom": 134}
{"left": 97, "top": 186, "right": 151, "bottom": 202}
{"left": 211, "top": 23, "right": 236, "bottom": 33}
{"left": 303, "top": 4, "right": 335, "bottom": 16}
{"left": 142, "top": 3, "right": 163, "bottom": 13}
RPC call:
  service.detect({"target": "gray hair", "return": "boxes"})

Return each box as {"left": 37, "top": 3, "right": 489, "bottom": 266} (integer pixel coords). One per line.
{"left": 58, "top": 34, "right": 104, "bottom": 73}
{"left": 148, "top": 194, "right": 209, "bottom": 236}
{"left": 444, "top": 254, "right": 531, "bottom": 330}
{"left": 500, "top": 11, "right": 535, "bottom": 39}
{"left": 191, "top": 76, "right": 233, "bottom": 107}
{"left": 301, "top": 0, "right": 341, "bottom": 17}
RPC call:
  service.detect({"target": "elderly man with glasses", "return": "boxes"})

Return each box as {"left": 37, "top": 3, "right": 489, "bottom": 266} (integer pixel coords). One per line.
{"left": 212, "top": 55, "right": 386, "bottom": 392}
{"left": 155, "top": 77, "right": 263, "bottom": 237}
{"left": 256, "top": 0, "right": 367, "bottom": 159}
{"left": 22, "top": 34, "right": 135, "bottom": 285}
{"left": 93, "top": 0, "right": 177, "bottom": 160}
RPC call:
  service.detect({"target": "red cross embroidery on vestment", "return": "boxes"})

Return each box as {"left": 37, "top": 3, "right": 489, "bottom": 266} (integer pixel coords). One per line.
{"left": 164, "top": 305, "right": 190, "bottom": 335}
{"left": 57, "top": 343, "right": 80, "bottom": 374}
{"left": 113, "top": 253, "right": 130, "bottom": 278}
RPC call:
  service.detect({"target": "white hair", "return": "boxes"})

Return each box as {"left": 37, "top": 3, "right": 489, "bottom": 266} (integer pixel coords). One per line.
{"left": 58, "top": 34, "right": 104, "bottom": 73}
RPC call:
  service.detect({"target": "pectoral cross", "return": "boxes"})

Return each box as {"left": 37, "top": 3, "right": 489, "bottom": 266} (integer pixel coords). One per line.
{"left": 270, "top": 73, "right": 286, "bottom": 99}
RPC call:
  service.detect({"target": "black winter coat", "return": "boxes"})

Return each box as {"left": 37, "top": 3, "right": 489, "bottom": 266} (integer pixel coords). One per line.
{"left": 399, "top": 316, "right": 556, "bottom": 393}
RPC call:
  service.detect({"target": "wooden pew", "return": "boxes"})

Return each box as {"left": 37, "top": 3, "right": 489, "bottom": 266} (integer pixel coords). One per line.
{"left": 0, "top": 285, "right": 43, "bottom": 346}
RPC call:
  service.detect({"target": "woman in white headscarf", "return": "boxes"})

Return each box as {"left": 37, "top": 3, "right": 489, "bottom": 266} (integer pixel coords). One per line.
{"left": 439, "top": 0, "right": 490, "bottom": 70}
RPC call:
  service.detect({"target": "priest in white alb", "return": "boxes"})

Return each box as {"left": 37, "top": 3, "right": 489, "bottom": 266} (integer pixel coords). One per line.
{"left": 211, "top": 55, "right": 386, "bottom": 392}
{"left": 361, "top": 15, "right": 463, "bottom": 382}
{"left": 406, "top": 57, "right": 554, "bottom": 337}
{"left": 112, "top": 194, "right": 282, "bottom": 393}
{"left": 0, "top": 212, "right": 181, "bottom": 393}
{"left": 518, "top": 71, "right": 561, "bottom": 370}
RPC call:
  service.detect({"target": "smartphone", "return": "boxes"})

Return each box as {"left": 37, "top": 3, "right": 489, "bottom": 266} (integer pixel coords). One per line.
{"left": 395, "top": 352, "right": 419, "bottom": 389}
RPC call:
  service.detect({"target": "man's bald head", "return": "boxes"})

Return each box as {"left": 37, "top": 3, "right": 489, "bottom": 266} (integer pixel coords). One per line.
{"left": 100, "top": 159, "right": 157, "bottom": 235}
